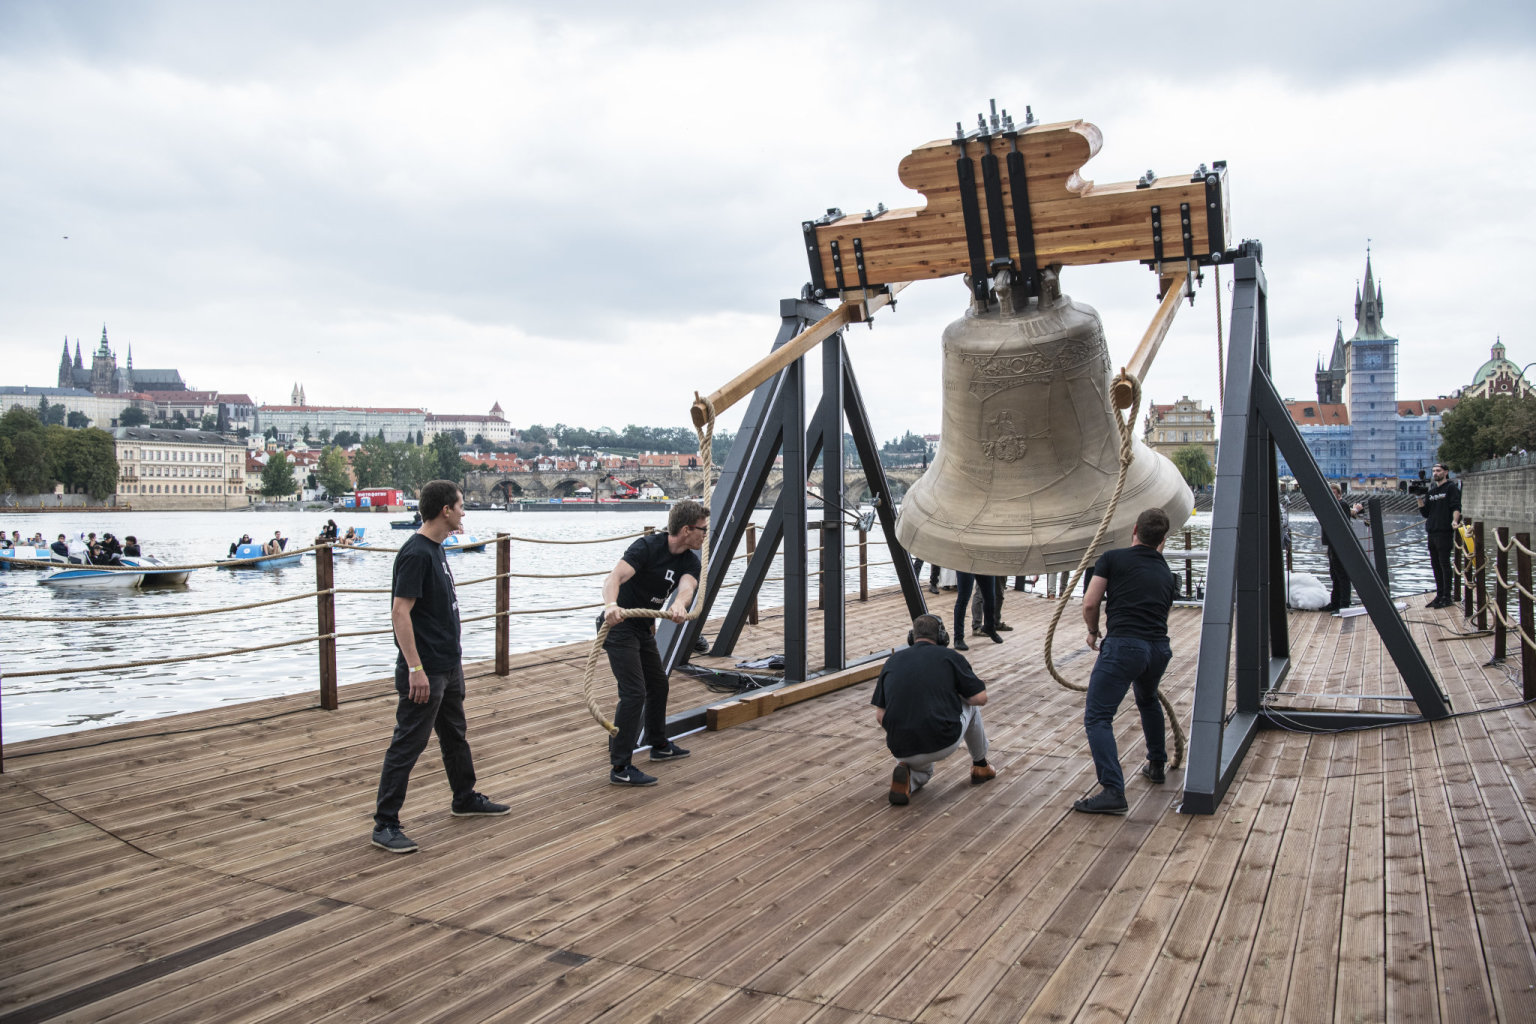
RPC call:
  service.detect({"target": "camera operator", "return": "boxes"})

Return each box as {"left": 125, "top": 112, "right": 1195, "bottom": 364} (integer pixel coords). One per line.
{"left": 1417, "top": 463, "right": 1462, "bottom": 609}
{"left": 1323, "top": 483, "right": 1364, "bottom": 613}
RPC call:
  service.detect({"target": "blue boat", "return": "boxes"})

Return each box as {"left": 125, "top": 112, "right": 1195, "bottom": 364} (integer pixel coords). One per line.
{"left": 441, "top": 533, "right": 491, "bottom": 553}
{"left": 217, "top": 543, "right": 303, "bottom": 570}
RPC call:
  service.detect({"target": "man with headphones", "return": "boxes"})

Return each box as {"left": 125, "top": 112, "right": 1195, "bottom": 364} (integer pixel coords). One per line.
{"left": 870, "top": 613, "right": 995, "bottom": 805}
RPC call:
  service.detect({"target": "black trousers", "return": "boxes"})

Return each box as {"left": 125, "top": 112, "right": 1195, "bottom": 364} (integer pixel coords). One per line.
{"left": 1427, "top": 530, "right": 1455, "bottom": 602}
{"left": 605, "top": 623, "right": 669, "bottom": 768}
{"left": 373, "top": 664, "right": 477, "bottom": 829}
{"left": 910, "top": 557, "right": 941, "bottom": 588}
{"left": 954, "top": 572, "right": 997, "bottom": 638}
{"left": 1326, "top": 545, "right": 1352, "bottom": 608}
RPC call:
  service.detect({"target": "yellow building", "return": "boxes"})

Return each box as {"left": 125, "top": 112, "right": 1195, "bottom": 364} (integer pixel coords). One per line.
{"left": 1143, "top": 396, "right": 1217, "bottom": 463}
{"left": 113, "top": 427, "right": 249, "bottom": 510}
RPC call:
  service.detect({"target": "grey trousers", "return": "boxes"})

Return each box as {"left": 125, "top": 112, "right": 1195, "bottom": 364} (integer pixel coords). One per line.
{"left": 898, "top": 704, "right": 988, "bottom": 791}
{"left": 970, "top": 576, "right": 1005, "bottom": 629}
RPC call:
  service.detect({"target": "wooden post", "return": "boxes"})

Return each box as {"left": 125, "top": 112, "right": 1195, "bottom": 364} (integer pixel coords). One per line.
{"left": 1518, "top": 533, "right": 1534, "bottom": 701}
{"left": 495, "top": 533, "right": 510, "bottom": 676}
{"left": 1494, "top": 527, "right": 1509, "bottom": 662}
{"left": 1184, "top": 529, "right": 1193, "bottom": 599}
{"left": 746, "top": 522, "right": 759, "bottom": 626}
{"left": 1461, "top": 531, "right": 1473, "bottom": 618}
{"left": 316, "top": 544, "right": 337, "bottom": 710}
{"left": 858, "top": 527, "right": 868, "bottom": 602}
{"left": 1474, "top": 521, "right": 1487, "bottom": 631}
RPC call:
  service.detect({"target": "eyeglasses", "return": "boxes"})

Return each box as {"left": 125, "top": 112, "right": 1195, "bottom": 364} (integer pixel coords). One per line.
{"left": 689, "top": 524, "right": 709, "bottom": 534}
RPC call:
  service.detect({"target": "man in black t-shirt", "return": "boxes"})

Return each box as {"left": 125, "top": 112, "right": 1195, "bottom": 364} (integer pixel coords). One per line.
{"left": 1074, "top": 507, "right": 1179, "bottom": 815}
{"left": 601, "top": 500, "right": 707, "bottom": 786}
{"left": 1418, "top": 463, "right": 1462, "bottom": 608}
{"left": 371, "top": 480, "right": 508, "bottom": 854}
{"left": 871, "top": 614, "right": 994, "bottom": 805}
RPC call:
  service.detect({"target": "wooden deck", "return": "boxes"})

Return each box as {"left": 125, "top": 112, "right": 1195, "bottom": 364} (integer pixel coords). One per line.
{"left": 3, "top": 585, "right": 1534, "bottom": 1023}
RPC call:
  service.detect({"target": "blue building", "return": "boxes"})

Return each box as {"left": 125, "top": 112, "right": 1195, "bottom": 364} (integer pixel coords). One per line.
{"left": 1277, "top": 252, "right": 1457, "bottom": 488}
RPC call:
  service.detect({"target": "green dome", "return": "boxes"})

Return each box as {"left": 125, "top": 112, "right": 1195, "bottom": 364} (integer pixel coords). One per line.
{"left": 1472, "top": 340, "right": 1519, "bottom": 386}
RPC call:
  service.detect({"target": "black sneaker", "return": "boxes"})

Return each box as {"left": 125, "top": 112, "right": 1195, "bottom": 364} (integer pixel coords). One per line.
{"left": 694, "top": 635, "right": 710, "bottom": 654}
{"left": 371, "top": 825, "right": 419, "bottom": 854}
{"left": 451, "top": 792, "right": 511, "bottom": 816}
{"left": 649, "top": 741, "right": 691, "bottom": 761}
{"left": 1072, "top": 789, "right": 1129, "bottom": 815}
{"left": 983, "top": 628, "right": 1004, "bottom": 644}
{"left": 610, "top": 764, "right": 658, "bottom": 786}
{"left": 1140, "top": 762, "right": 1166, "bottom": 784}
{"left": 889, "top": 764, "right": 911, "bottom": 806}
{"left": 954, "top": 637, "right": 970, "bottom": 651}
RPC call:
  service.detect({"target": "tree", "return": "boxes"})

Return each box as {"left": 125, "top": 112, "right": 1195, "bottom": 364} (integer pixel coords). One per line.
{"left": 200, "top": 413, "right": 218, "bottom": 431}
{"left": 170, "top": 411, "right": 189, "bottom": 429}
{"left": 428, "top": 433, "right": 468, "bottom": 482}
{"left": 316, "top": 445, "right": 353, "bottom": 498}
{"left": 331, "top": 429, "right": 360, "bottom": 448}
{"left": 300, "top": 423, "right": 312, "bottom": 443}
{"left": 260, "top": 450, "right": 298, "bottom": 498}
{"left": 1, "top": 406, "right": 52, "bottom": 494}
{"left": 1436, "top": 394, "right": 1536, "bottom": 470}
{"left": 119, "top": 406, "right": 150, "bottom": 427}
{"left": 36, "top": 397, "right": 66, "bottom": 426}
{"left": 67, "top": 410, "right": 92, "bottom": 428}
{"left": 54, "top": 428, "right": 119, "bottom": 499}
{"left": 351, "top": 435, "right": 389, "bottom": 488}
{"left": 472, "top": 433, "right": 488, "bottom": 449}
{"left": 1170, "top": 444, "right": 1215, "bottom": 489}
{"left": 264, "top": 426, "right": 278, "bottom": 441}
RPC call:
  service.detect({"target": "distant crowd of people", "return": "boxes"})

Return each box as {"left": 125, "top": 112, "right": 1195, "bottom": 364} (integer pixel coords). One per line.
{"left": 1, "top": 529, "right": 142, "bottom": 564}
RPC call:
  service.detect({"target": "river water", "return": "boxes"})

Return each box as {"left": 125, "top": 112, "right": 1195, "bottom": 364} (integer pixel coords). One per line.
{"left": 0, "top": 508, "right": 1441, "bottom": 743}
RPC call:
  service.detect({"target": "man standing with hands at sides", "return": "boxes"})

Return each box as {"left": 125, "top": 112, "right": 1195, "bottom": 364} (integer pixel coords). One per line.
{"left": 1074, "top": 507, "right": 1179, "bottom": 815}
{"left": 1323, "top": 483, "right": 1364, "bottom": 613}
{"left": 1418, "top": 462, "right": 1462, "bottom": 609}
{"left": 873, "top": 613, "right": 994, "bottom": 806}
{"left": 602, "top": 500, "right": 707, "bottom": 786}
{"left": 371, "top": 480, "right": 508, "bottom": 854}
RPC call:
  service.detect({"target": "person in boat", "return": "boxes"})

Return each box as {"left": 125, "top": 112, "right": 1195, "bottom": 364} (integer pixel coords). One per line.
{"left": 0, "top": 533, "right": 12, "bottom": 551}
{"left": 228, "top": 533, "right": 253, "bottom": 557}
{"left": 7, "top": 530, "right": 19, "bottom": 547}
{"left": 50, "top": 534, "right": 70, "bottom": 561}
{"left": 320, "top": 519, "right": 339, "bottom": 543}
{"left": 873, "top": 613, "right": 994, "bottom": 806}
{"left": 101, "top": 533, "right": 123, "bottom": 563}
{"left": 28, "top": 532, "right": 44, "bottom": 546}
{"left": 411, "top": 510, "right": 423, "bottom": 526}
{"left": 341, "top": 526, "right": 358, "bottom": 546}
{"left": 370, "top": 479, "right": 509, "bottom": 855}
{"left": 122, "top": 535, "right": 141, "bottom": 557}
{"left": 599, "top": 498, "right": 707, "bottom": 787}
{"left": 263, "top": 531, "right": 287, "bottom": 556}
{"left": 1073, "top": 506, "right": 1178, "bottom": 816}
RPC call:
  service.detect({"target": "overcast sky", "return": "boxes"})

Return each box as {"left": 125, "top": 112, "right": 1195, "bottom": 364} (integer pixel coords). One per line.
{"left": 3, "top": 1, "right": 1533, "bottom": 443}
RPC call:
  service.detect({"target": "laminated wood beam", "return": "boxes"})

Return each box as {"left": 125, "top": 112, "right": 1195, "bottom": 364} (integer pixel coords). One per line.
{"left": 805, "top": 119, "right": 1229, "bottom": 292}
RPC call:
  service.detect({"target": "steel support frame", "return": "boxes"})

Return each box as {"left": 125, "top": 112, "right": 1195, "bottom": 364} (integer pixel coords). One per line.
{"left": 658, "top": 297, "right": 925, "bottom": 685}
{"left": 1181, "top": 246, "right": 1450, "bottom": 814}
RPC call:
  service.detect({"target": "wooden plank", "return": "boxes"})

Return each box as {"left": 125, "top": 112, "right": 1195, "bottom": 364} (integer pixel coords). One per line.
{"left": 707, "top": 661, "right": 885, "bottom": 730}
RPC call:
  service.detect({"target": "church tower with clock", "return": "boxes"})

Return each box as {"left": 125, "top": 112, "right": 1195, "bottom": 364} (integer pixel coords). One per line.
{"left": 1343, "top": 250, "right": 1398, "bottom": 483}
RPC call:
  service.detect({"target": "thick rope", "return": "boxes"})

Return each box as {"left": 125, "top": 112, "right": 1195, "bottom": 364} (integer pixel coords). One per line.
{"left": 0, "top": 588, "right": 333, "bottom": 623}
{"left": 1039, "top": 371, "right": 1186, "bottom": 769}
{"left": 4, "top": 633, "right": 332, "bottom": 679}
{"left": 580, "top": 399, "right": 716, "bottom": 734}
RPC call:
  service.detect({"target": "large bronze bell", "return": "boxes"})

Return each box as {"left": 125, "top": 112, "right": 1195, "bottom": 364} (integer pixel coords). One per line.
{"left": 896, "top": 276, "right": 1193, "bottom": 576}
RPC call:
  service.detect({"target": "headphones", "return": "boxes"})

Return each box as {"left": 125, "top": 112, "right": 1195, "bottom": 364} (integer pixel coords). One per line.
{"left": 907, "top": 617, "right": 950, "bottom": 648}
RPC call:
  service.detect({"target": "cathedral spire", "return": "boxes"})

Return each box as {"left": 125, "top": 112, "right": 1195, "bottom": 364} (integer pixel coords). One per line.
{"left": 73, "top": 340, "right": 83, "bottom": 369}
{"left": 1349, "top": 248, "right": 1389, "bottom": 341}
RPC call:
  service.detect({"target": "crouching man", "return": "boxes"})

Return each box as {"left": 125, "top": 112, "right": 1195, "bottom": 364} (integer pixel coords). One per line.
{"left": 871, "top": 613, "right": 995, "bottom": 805}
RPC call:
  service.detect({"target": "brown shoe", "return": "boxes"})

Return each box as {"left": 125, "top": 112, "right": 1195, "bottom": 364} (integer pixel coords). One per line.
{"left": 889, "top": 764, "right": 911, "bottom": 805}
{"left": 970, "top": 763, "right": 997, "bottom": 785}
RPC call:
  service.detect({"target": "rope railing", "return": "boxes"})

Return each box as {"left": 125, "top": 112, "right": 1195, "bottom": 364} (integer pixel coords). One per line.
{"left": 4, "top": 632, "right": 332, "bottom": 679}
{"left": 0, "top": 588, "right": 333, "bottom": 623}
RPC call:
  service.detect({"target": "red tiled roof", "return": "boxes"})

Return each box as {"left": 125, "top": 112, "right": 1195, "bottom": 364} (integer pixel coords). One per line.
{"left": 1284, "top": 401, "right": 1349, "bottom": 426}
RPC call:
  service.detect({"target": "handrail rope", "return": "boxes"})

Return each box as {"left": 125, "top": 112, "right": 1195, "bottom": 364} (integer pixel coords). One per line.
{"left": 580, "top": 398, "right": 716, "bottom": 734}
{"left": 1040, "top": 371, "right": 1185, "bottom": 769}
{"left": 5, "top": 633, "right": 332, "bottom": 679}
{"left": 0, "top": 588, "right": 334, "bottom": 623}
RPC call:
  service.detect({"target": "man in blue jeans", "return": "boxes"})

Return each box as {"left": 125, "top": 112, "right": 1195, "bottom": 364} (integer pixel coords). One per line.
{"left": 1074, "top": 507, "right": 1179, "bottom": 815}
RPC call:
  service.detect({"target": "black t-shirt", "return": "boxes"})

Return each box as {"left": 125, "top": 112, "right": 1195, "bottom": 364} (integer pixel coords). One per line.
{"left": 614, "top": 532, "right": 701, "bottom": 631}
{"left": 1092, "top": 544, "right": 1177, "bottom": 641}
{"left": 870, "top": 643, "right": 986, "bottom": 758}
{"left": 392, "top": 533, "right": 461, "bottom": 673}
{"left": 1419, "top": 479, "right": 1461, "bottom": 532}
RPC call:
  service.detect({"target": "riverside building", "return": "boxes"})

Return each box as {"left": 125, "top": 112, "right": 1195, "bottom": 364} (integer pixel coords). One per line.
{"left": 114, "top": 427, "right": 249, "bottom": 510}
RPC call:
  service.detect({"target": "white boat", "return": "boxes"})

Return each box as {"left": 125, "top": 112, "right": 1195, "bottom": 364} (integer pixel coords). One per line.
{"left": 0, "top": 546, "right": 66, "bottom": 570}
{"left": 442, "top": 533, "right": 491, "bottom": 553}
{"left": 119, "top": 555, "right": 193, "bottom": 586}
{"left": 39, "top": 566, "right": 145, "bottom": 589}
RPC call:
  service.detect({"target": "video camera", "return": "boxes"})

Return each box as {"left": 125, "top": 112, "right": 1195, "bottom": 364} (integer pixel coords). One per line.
{"left": 1405, "top": 469, "right": 1430, "bottom": 496}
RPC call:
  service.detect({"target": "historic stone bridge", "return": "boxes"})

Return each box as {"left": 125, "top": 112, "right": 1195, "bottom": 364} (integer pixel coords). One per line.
{"left": 463, "top": 464, "right": 927, "bottom": 507}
